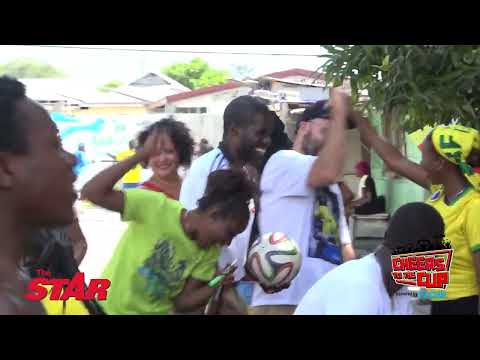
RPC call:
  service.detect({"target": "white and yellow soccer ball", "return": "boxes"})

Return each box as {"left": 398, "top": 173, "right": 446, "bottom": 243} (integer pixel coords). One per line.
{"left": 246, "top": 232, "right": 302, "bottom": 288}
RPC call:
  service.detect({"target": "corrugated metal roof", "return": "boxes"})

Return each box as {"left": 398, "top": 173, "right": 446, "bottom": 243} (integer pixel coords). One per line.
{"left": 20, "top": 78, "right": 145, "bottom": 106}
{"left": 112, "top": 85, "right": 186, "bottom": 103}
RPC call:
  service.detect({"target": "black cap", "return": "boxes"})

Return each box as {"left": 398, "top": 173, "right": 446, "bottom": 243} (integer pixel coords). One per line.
{"left": 295, "top": 100, "right": 330, "bottom": 133}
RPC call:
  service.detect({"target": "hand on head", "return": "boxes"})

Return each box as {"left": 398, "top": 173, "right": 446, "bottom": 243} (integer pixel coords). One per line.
{"left": 139, "top": 130, "right": 160, "bottom": 159}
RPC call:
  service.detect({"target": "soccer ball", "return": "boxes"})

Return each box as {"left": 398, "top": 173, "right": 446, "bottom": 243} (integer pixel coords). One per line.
{"left": 246, "top": 232, "right": 302, "bottom": 288}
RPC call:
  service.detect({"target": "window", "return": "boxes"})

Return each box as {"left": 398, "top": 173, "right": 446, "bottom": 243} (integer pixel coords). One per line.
{"left": 151, "top": 106, "right": 166, "bottom": 113}
{"left": 175, "top": 107, "right": 207, "bottom": 114}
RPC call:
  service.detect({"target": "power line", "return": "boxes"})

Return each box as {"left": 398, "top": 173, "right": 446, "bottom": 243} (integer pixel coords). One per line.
{"left": 20, "top": 45, "right": 324, "bottom": 57}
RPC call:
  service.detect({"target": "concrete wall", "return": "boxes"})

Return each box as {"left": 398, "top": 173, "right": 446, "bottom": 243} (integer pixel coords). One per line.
{"left": 166, "top": 114, "right": 224, "bottom": 146}
{"left": 167, "top": 86, "right": 252, "bottom": 115}
{"left": 162, "top": 87, "right": 255, "bottom": 145}
{"left": 70, "top": 106, "right": 147, "bottom": 116}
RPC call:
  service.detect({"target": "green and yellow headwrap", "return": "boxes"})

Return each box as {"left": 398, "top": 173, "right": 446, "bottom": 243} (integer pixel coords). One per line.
{"left": 431, "top": 124, "right": 480, "bottom": 191}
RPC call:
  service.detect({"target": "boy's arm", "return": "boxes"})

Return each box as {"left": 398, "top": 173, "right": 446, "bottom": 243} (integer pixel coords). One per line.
{"left": 81, "top": 133, "right": 158, "bottom": 213}
{"left": 81, "top": 153, "right": 145, "bottom": 213}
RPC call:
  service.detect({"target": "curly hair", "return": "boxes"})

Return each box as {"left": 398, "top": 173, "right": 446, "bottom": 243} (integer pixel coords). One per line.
{"left": 0, "top": 76, "right": 28, "bottom": 153}
{"left": 197, "top": 169, "right": 256, "bottom": 222}
{"left": 137, "top": 117, "right": 194, "bottom": 167}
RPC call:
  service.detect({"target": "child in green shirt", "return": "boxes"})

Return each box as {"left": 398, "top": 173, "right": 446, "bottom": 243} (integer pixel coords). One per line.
{"left": 82, "top": 131, "right": 255, "bottom": 315}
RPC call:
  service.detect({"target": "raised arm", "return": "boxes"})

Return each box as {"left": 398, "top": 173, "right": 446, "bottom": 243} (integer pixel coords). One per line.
{"left": 307, "top": 89, "right": 349, "bottom": 188}
{"left": 81, "top": 132, "right": 157, "bottom": 213}
{"left": 351, "top": 112, "right": 430, "bottom": 189}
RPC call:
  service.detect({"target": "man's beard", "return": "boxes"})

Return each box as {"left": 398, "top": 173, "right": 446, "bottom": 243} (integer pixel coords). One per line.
{"left": 302, "top": 132, "right": 322, "bottom": 155}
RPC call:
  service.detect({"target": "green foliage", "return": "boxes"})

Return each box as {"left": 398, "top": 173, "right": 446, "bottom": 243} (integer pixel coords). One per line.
{"left": 321, "top": 45, "right": 480, "bottom": 131}
{"left": 162, "top": 58, "right": 230, "bottom": 89}
{"left": 0, "top": 58, "right": 65, "bottom": 78}
{"left": 98, "top": 80, "right": 123, "bottom": 92}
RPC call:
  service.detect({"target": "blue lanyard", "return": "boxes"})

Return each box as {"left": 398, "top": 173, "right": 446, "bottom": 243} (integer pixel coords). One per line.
{"left": 209, "top": 151, "right": 227, "bottom": 173}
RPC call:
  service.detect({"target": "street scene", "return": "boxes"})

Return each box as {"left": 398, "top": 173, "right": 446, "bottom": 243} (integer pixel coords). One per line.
{"left": 1, "top": 45, "right": 479, "bottom": 316}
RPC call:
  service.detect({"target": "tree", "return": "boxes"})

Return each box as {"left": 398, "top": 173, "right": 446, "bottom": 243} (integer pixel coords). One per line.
{"left": 162, "top": 58, "right": 230, "bottom": 89}
{"left": 321, "top": 45, "right": 480, "bottom": 131}
{"left": 0, "top": 58, "right": 65, "bottom": 78}
{"left": 98, "top": 80, "right": 123, "bottom": 92}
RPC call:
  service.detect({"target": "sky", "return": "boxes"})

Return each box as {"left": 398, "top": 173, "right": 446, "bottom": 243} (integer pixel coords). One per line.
{"left": 0, "top": 45, "right": 327, "bottom": 85}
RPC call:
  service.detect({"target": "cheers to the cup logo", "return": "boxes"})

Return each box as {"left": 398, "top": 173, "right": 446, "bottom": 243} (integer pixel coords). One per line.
{"left": 391, "top": 249, "right": 454, "bottom": 289}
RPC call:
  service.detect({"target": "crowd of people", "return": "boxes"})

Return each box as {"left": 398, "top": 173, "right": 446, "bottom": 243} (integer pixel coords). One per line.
{"left": 1, "top": 74, "right": 479, "bottom": 315}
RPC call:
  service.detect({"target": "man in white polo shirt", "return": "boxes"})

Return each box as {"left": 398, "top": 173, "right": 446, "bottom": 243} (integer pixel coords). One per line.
{"left": 295, "top": 202, "right": 445, "bottom": 315}
{"left": 179, "top": 95, "right": 274, "bottom": 312}
{"left": 250, "top": 90, "right": 357, "bottom": 315}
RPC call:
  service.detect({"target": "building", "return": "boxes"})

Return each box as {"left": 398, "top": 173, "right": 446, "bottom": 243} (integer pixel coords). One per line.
{"left": 148, "top": 80, "right": 250, "bottom": 114}
{"left": 20, "top": 78, "right": 147, "bottom": 116}
{"left": 21, "top": 72, "right": 188, "bottom": 117}
{"left": 111, "top": 72, "right": 190, "bottom": 104}
{"left": 146, "top": 68, "right": 364, "bottom": 192}
{"left": 20, "top": 73, "right": 189, "bottom": 162}
{"left": 246, "top": 69, "right": 365, "bottom": 194}
{"left": 147, "top": 80, "right": 252, "bottom": 145}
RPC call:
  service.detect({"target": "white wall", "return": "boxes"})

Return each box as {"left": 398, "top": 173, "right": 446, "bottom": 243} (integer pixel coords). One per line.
{"left": 169, "top": 114, "right": 224, "bottom": 146}
{"left": 160, "top": 86, "right": 253, "bottom": 146}
{"left": 169, "top": 86, "right": 252, "bottom": 115}
{"left": 134, "top": 113, "right": 223, "bottom": 147}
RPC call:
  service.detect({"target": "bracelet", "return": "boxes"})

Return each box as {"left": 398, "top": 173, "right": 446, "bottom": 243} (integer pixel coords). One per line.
{"left": 208, "top": 274, "right": 225, "bottom": 288}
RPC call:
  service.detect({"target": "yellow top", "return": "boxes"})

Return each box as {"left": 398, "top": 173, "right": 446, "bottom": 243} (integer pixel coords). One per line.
{"left": 116, "top": 149, "right": 142, "bottom": 184}
{"left": 41, "top": 285, "right": 90, "bottom": 315}
{"left": 426, "top": 185, "right": 480, "bottom": 300}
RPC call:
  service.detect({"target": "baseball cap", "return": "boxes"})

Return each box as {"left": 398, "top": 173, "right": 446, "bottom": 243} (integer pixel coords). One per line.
{"left": 295, "top": 100, "right": 331, "bottom": 133}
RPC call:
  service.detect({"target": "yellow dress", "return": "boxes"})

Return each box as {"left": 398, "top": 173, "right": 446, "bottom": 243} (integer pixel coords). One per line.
{"left": 41, "top": 285, "right": 90, "bottom": 315}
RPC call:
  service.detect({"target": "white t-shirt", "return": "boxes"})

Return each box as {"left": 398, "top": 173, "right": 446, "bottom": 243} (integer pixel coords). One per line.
{"left": 294, "top": 254, "right": 415, "bottom": 315}
{"left": 251, "top": 150, "right": 352, "bottom": 307}
{"left": 179, "top": 147, "right": 254, "bottom": 281}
